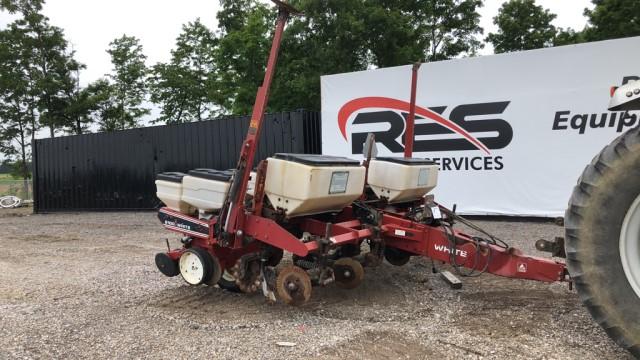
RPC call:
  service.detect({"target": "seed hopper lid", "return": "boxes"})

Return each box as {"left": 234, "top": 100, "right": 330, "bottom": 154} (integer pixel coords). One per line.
{"left": 188, "top": 168, "right": 234, "bottom": 182}
{"left": 156, "top": 172, "right": 188, "bottom": 183}
{"left": 274, "top": 153, "right": 361, "bottom": 167}
{"left": 374, "top": 157, "right": 436, "bottom": 165}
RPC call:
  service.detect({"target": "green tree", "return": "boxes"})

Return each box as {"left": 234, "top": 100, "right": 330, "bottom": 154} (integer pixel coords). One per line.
{"left": 0, "top": 0, "right": 42, "bottom": 13}
{"left": 58, "top": 77, "right": 115, "bottom": 135}
{"left": 272, "top": 0, "right": 483, "bottom": 112}
{"left": 217, "top": 0, "right": 255, "bottom": 34}
{"left": 215, "top": 1, "right": 273, "bottom": 115}
{"left": 6, "top": 10, "right": 83, "bottom": 137}
{"left": 365, "top": 1, "right": 424, "bottom": 67}
{"left": 583, "top": 0, "right": 640, "bottom": 41}
{"left": 212, "top": 0, "right": 484, "bottom": 114}
{"left": 0, "top": 26, "right": 36, "bottom": 181}
{"left": 103, "top": 35, "right": 149, "bottom": 130}
{"left": 270, "top": 0, "right": 370, "bottom": 112}
{"left": 0, "top": 4, "right": 83, "bottom": 184}
{"left": 150, "top": 19, "right": 219, "bottom": 124}
{"left": 486, "top": 0, "right": 557, "bottom": 53}
{"left": 553, "top": 27, "right": 584, "bottom": 47}
{"left": 415, "top": 0, "right": 484, "bottom": 61}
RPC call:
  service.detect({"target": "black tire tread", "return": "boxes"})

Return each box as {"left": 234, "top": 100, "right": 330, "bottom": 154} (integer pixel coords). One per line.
{"left": 565, "top": 126, "right": 640, "bottom": 357}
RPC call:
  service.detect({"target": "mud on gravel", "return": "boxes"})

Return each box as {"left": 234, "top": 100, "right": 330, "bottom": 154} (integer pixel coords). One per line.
{"left": 0, "top": 210, "right": 632, "bottom": 359}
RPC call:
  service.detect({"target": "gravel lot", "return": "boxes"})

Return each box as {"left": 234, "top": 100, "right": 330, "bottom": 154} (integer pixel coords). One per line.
{"left": 0, "top": 209, "right": 632, "bottom": 359}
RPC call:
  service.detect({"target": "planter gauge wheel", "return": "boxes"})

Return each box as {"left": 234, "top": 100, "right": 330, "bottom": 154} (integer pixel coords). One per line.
{"left": 178, "top": 248, "right": 212, "bottom": 286}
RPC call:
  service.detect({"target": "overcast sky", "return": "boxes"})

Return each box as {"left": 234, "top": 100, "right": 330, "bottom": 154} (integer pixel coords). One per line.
{"left": 0, "top": 0, "right": 594, "bottom": 87}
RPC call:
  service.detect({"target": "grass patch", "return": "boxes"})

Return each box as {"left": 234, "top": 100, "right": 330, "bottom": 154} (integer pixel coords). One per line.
{"left": 0, "top": 175, "right": 32, "bottom": 199}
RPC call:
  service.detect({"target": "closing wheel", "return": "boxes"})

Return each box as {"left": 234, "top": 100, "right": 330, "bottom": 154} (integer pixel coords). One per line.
{"left": 218, "top": 270, "right": 241, "bottom": 292}
{"left": 178, "top": 248, "right": 212, "bottom": 285}
{"left": 333, "top": 258, "right": 365, "bottom": 289}
{"left": 565, "top": 126, "right": 640, "bottom": 357}
{"left": 231, "top": 257, "right": 262, "bottom": 293}
{"left": 384, "top": 247, "right": 411, "bottom": 266}
{"left": 276, "top": 266, "right": 312, "bottom": 306}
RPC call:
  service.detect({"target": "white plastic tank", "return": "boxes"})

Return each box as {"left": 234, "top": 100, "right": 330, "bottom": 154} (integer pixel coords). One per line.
{"left": 155, "top": 172, "right": 192, "bottom": 213}
{"left": 264, "top": 153, "right": 366, "bottom": 217}
{"left": 181, "top": 169, "right": 233, "bottom": 212}
{"left": 368, "top": 157, "right": 438, "bottom": 203}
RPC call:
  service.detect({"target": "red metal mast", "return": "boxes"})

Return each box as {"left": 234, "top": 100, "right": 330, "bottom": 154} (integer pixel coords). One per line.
{"left": 404, "top": 62, "right": 421, "bottom": 158}
{"left": 221, "top": 1, "right": 300, "bottom": 234}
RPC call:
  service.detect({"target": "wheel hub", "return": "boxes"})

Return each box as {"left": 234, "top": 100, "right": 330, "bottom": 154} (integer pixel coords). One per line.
{"left": 287, "top": 281, "right": 298, "bottom": 291}
{"left": 620, "top": 194, "right": 640, "bottom": 298}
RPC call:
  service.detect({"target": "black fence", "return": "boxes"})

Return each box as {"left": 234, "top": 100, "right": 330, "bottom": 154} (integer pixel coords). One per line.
{"left": 33, "top": 110, "right": 321, "bottom": 212}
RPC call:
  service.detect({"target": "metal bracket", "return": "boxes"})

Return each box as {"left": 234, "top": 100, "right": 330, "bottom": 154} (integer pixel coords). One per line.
{"left": 535, "top": 237, "right": 566, "bottom": 258}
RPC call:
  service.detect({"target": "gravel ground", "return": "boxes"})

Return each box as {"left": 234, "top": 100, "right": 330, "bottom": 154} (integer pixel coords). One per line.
{"left": 0, "top": 209, "right": 632, "bottom": 359}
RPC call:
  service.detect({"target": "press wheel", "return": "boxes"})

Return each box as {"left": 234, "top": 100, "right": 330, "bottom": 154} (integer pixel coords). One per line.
{"left": 218, "top": 270, "right": 241, "bottom": 292}
{"left": 276, "top": 266, "right": 312, "bottom": 306}
{"left": 333, "top": 258, "right": 365, "bottom": 289}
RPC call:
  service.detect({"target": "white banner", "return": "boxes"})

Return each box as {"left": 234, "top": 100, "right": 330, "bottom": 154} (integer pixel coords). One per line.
{"left": 321, "top": 37, "right": 640, "bottom": 217}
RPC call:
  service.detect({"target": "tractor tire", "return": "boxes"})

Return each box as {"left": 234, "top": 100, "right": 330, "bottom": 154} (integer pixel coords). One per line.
{"left": 565, "top": 126, "right": 640, "bottom": 357}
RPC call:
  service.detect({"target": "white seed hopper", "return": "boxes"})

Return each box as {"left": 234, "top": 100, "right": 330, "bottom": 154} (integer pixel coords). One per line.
{"left": 264, "top": 153, "right": 366, "bottom": 217}
{"left": 368, "top": 157, "right": 438, "bottom": 203}
{"left": 181, "top": 169, "right": 233, "bottom": 212}
{"left": 155, "top": 172, "right": 192, "bottom": 213}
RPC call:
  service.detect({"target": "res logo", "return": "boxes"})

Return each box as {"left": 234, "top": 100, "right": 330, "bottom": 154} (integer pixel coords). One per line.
{"left": 337, "top": 97, "right": 513, "bottom": 155}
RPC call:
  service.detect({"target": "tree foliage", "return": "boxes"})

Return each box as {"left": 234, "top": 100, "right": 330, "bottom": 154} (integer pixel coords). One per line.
{"left": 416, "top": 0, "right": 484, "bottom": 61}
{"left": 1, "top": 10, "right": 82, "bottom": 138}
{"left": 60, "top": 78, "right": 112, "bottom": 134}
{"left": 0, "top": 3, "right": 85, "bottom": 178}
{"left": 0, "top": 26, "right": 35, "bottom": 179}
{"left": 217, "top": 0, "right": 484, "bottom": 114}
{"left": 214, "top": 0, "right": 273, "bottom": 115}
{"left": 102, "top": 35, "right": 149, "bottom": 131}
{"left": 0, "top": 0, "right": 42, "bottom": 13}
{"left": 486, "top": 0, "right": 557, "bottom": 53}
{"left": 553, "top": 27, "right": 584, "bottom": 47}
{"left": 583, "top": 0, "right": 640, "bottom": 42}
{"left": 150, "top": 19, "right": 218, "bottom": 123}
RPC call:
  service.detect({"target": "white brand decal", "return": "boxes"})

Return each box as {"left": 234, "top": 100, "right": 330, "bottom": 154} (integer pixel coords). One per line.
{"left": 164, "top": 220, "right": 192, "bottom": 231}
{"left": 434, "top": 244, "right": 468, "bottom": 258}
